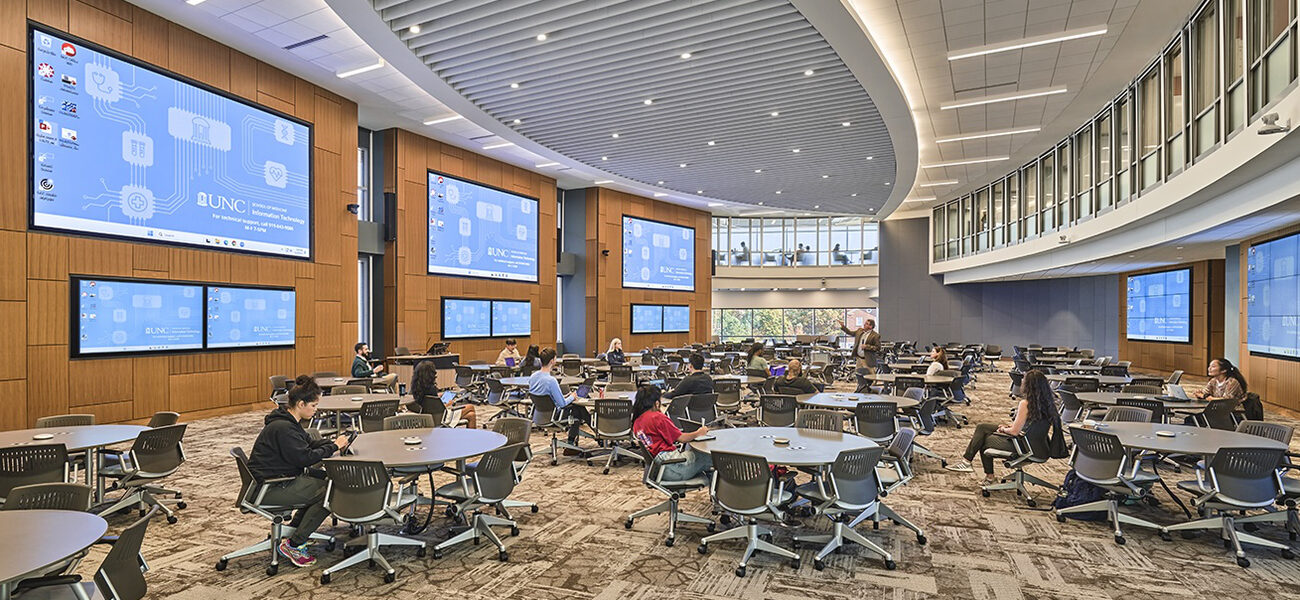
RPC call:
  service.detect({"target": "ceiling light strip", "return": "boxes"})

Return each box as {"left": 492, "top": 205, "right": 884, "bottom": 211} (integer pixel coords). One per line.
{"left": 336, "top": 59, "right": 385, "bottom": 79}
{"left": 918, "top": 180, "right": 958, "bottom": 187}
{"left": 947, "top": 25, "right": 1109, "bottom": 61}
{"left": 920, "top": 156, "right": 1010, "bottom": 169}
{"left": 934, "top": 126, "right": 1042, "bottom": 144}
{"left": 940, "top": 86, "right": 1067, "bottom": 110}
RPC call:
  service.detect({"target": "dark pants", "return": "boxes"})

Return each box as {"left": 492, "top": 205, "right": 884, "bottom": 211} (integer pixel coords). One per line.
{"left": 260, "top": 474, "right": 329, "bottom": 546}
{"left": 963, "top": 423, "right": 1017, "bottom": 475}
{"left": 562, "top": 404, "right": 591, "bottom": 442}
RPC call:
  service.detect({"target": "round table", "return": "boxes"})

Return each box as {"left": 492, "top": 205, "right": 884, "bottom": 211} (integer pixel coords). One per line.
{"left": 797, "top": 392, "right": 919, "bottom": 411}
{"left": 1046, "top": 374, "right": 1131, "bottom": 388}
{"left": 0, "top": 425, "right": 149, "bottom": 503}
{"left": 315, "top": 376, "right": 367, "bottom": 391}
{"left": 1067, "top": 422, "right": 1288, "bottom": 455}
{"left": 867, "top": 373, "right": 956, "bottom": 386}
{"left": 713, "top": 375, "right": 766, "bottom": 386}
{"left": 690, "top": 426, "right": 876, "bottom": 467}
{"left": 316, "top": 393, "right": 410, "bottom": 412}
{"left": 344, "top": 428, "right": 508, "bottom": 469}
{"left": 1075, "top": 392, "right": 1208, "bottom": 411}
{"left": 500, "top": 376, "right": 584, "bottom": 388}
{"left": 574, "top": 390, "right": 637, "bottom": 407}
{"left": 0, "top": 510, "right": 108, "bottom": 599}
{"left": 591, "top": 365, "right": 659, "bottom": 374}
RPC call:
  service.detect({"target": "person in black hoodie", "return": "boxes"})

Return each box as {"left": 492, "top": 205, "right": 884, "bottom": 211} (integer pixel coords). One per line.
{"left": 663, "top": 353, "right": 714, "bottom": 399}
{"left": 248, "top": 375, "right": 351, "bottom": 568}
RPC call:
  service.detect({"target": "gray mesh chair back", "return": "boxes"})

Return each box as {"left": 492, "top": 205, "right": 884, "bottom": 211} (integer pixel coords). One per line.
{"left": 418, "top": 392, "right": 448, "bottom": 426}
{"left": 711, "top": 451, "right": 773, "bottom": 514}
{"left": 492, "top": 417, "right": 533, "bottom": 461}
{"left": 594, "top": 399, "right": 634, "bottom": 438}
{"left": 383, "top": 413, "right": 435, "bottom": 431}
{"left": 663, "top": 395, "right": 692, "bottom": 429}
{"left": 269, "top": 375, "right": 290, "bottom": 397}
{"left": 1116, "top": 398, "right": 1166, "bottom": 423}
{"left": 1070, "top": 428, "right": 1128, "bottom": 484}
{"left": 394, "top": 346, "right": 411, "bottom": 356}
{"left": 1200, "top": 398, "right": 1239, "bottom": 430}
{"left": 489, "top": 365, "right": 512, "bottom": 379}
{"left": 230, "top": 447, "right": 258, "bottom": 511}
{"left": 745, "top": 368, "right": 769, "bottom": 380}
{"left": 1129, "top": 377, "right": 1165, "bottom": 389}
{"left": 1205, "top": 447, "right": 1288, "bottom": 507}
{"left": 1236, "top": 420, "right": 1294, "bottom": 445}
{"left": 1103, "top": 406, "right": 1152, "bottom": 423}
{"left": 359, "top": 400, "right": 400, "bottom": 432}
{"left": 686, "top": 393, "right": 719, "bottom": 424}
{"left": 1120, "top": 384, "right": 1163, "bottom": 395}
{"left": 34, "top": 414, "right": 94, "bottom": 428}
{"left": 562, "top": 358, "right": 583, "bottom": 377}
{"left": 852, "top": 402, "right": 897, "bottom": 441}
{"left": 610, "top": 365, "right": 633, "bottom": 383}
{"left": 894, "top": 376, "right": 924, "bottom": 394}
{"left": 1166, "top": 370, "right": 1184, "bottom": 385}
{"left": 827, "top": 446, "right": 886, "bottom": 509}
{"left": 472, "top": 443, "right": 525, "bottom": 503}
{"left": 529, "top": 393, "right": 561, "bottom": 427}
{"left": 146, "top": 411, "right": 180, "bottom": 428}
{"left": 370, "top": 373, "right": 398, "bottom": 393}
{"left": 606, "top": 382, "right": 637, "bottom": 392}
{"left": 313, "top": 371, "right": 339, "bottom": 378}
{"left": 1063, "top": 377, "right": 1099, "bottom": 393}
{"left": 94, "top": 507, "right": 153, "bottom": 600}
{"left": 330, "top": 384, "right": 369, "bottom": 396}
{"left": 1058, "top": 390, "right": 1085, "bottom": 422}
{"left": 795, "top": 409, "right": 843, "bottom": 432}
{"left": 854, "top": 371, "right": 876, "bottom": 394}
{"left": 715, "top": 380, "right": 742, "bottom": 410}
{"left": 886, "top": 427, "right": 917, "bottom": 463}
{"left": 1007, "top": 371, "right": 1025, "bottom": 397}
{"left": 323, "top": 459, "right": 391, "bottom": 523}
{"left": 129, "top": 424, "right": 187, "bottom": 476}
{"left": 0, "top": 482, "right": 91, "bottom": 511}
{"left": 1100, "top": 365, "right": 1128, "bottom": 377}
{"left": 902, "top": 387, "right": 924, "bottom": 403}
{"left": 454, "top": 366, "right": 476, "bottom": 389}
{"left": 485, "top": 378, "right": 505, "bottom": 406}
{"left": 758, "top": 395, "right": 796, "bottom": 427}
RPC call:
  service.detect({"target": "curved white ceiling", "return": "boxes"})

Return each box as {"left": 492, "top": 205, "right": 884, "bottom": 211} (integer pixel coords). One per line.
{"left": 340, "top": 0, "right": 912, "bottom": 216}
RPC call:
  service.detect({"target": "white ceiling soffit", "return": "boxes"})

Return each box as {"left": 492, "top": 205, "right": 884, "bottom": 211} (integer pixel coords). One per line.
{"left": 848, "top": 0, "right": 1198, "bottom": 208}
{"left": 329, "top": 0, "right": 914, "bottom": 216}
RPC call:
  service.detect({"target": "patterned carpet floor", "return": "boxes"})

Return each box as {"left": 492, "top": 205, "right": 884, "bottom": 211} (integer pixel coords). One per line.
{"left": 69, "top": 364, "right": 1300, "bottom": 599}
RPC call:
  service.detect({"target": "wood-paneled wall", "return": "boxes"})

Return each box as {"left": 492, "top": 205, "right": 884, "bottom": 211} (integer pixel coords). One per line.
{"left": 1118, "top": 260, "right": 1223, "bottom": 376}
{"left": 1239, "top": 224, "right": 1300, "bottom": 412}
{"left": 584, "top": 188, "right": 712, "bottom": 353}
{"left": 0, "top": 0, "right": 359, "bottom": 428}
{"left": 381, "top": 129, "right": 557, "bottom": 363}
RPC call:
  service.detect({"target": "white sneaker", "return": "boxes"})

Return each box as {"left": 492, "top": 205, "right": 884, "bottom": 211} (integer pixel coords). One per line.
{"left": 945, "top": 461, "right": 973, "bottom": 473}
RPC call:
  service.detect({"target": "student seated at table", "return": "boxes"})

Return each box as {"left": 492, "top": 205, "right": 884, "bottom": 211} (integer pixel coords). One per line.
{"left": 926, "top": 346, "right": 948, "bottom": 376}
{"left": 411, "top": 361, "right": 475, "bottom": 429}
{"left": 530, "top": 348, "right": 590, "bottom": 449}
{"left": 1191, "top": 357, "right": 1247, "bottom": 402}
{"left": 351, "top": 342, "right": 384, "bottom": 378}
{"left": 945, "top": 370, "right": 1055, "bottom": 483}
{"left": 247, "top": 375, "right": 352, "bottom": 568}
{"left": 495, "top": 338, "right": 522, "bottom": 367}
{"left": 633, "top": 385, "right": 713, "bottom": 480}
{"left": 604, "top": 338, "right": 627, "bottom": 366}
{"left": 664, "top": 353, "right": 714, "bottom": 398}
{"left": 776, "top": 359, "right": 820, "bottom": 394}
{"left": 744, "top": 342, "right": 769, "bottom": 373}
{"left": 520, "top": 345, "right": 542, "bottom": 375}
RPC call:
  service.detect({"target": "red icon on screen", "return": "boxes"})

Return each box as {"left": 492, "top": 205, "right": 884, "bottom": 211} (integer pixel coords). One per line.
{"left": 61, "top": 43, "right": 76, "bottom": 57}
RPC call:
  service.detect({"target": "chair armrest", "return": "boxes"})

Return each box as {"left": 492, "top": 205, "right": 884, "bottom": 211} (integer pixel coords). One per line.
{"left": 14, "top": 575, "right": 82, "bottom": 593}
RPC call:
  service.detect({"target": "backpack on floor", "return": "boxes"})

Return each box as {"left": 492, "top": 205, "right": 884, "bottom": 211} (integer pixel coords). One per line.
{"left": 1050, "top": 469, "right": 1107, "bottom": 521}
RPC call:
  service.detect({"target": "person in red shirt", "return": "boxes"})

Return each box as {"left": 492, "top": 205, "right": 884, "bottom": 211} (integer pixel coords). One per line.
{"left": 632, "top": 385, "right": 713, "bottom": 480}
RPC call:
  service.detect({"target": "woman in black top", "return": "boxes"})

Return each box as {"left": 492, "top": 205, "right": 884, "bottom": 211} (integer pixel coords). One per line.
{"left": 777, "top": 359, "right": 820, "bottom": 394}
{"left": 410, "top": 361, "right": 475, "bottom": 429}
{"left": 521, "top": 345, "right": 542, "bottom": 375}
{"left": 247, "top": 376, "right": 351, "bottom": 568}
{"left": 947, "top": 369, "right": 1055, "bottom": 483}
{"left": 605, "top": 338, "right": 627, "bottom": 366}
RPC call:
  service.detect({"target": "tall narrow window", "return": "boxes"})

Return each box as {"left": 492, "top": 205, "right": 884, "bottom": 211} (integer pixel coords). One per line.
{"left": 1193, "top": 6, "right": 1219, "bottom": 155}
{"left": 1249, "top": 0, "right": 1295, "bottom": 113}
{"left": 1024, "top": 163, "right": 1039, "bottom": 237}
{"left": 1006, "top": 174, "right": 1020, "bottom": 241}
{"left": 1140, "top": 69, "right": 1162, "bottom": 189}
{"left": 1228, "top": 0, "right": 1246, "bottom": 131}
{"left": 1117, "top": 96, "right": 1133, "bottom": 201}
{"left": 1040, "top": 154, "right": 1055, "bottom": 231}
{"left": 1165, "top": 42, "right": 1186, "bottom": 173}
{"left": 1096, "top": 110, "right": 1113, "bottom": 209}
{"left": 1075, "top": 126, "right": 1092, "bottom": 218}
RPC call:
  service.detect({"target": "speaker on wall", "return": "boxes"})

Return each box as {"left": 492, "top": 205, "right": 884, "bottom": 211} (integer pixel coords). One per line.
{"left": 384, "top": 191, "right": 398, "bottom": 241}
{"left": 711, "top": 250, "right": 717, "bottom": 276}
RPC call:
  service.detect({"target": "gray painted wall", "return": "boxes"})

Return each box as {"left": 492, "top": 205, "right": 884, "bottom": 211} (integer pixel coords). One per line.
{"left": 560, "top": 189, "right": 588, "bottom": 356}
{"left": 1224, "top": 244, "right": 1240, "bottom": 363}
{"left": 879, "top": 218, "right": 1120, "bottom": 357}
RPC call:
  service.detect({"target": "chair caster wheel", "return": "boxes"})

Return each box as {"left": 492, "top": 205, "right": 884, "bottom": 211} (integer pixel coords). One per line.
{"left": 177, "top": 501, "right": 187, "bottom": 509}
{"left": 1114, "top": 535, "right": 1126, "bottom": 545}
{"left": 167, "top": 515, "right": 178, "bottom": 524}
{"left": 719, "top": 515, "right": 732, "bottom": 525}
{"left": 215, "top": 559, "right": 228, "bottom": 571}
{"left": 734, "top": 566, "right": 746, "bottom": 577}
{"left": 1143, "top": 496, "right": 1160, "bottom": 507}
{"left": 1237, "top": 557, "right": 1250, "bottom": 568}
{"left": 706, "top": 522, "right": 717, "bottom": 533}
{"left": 265, "top": 563, "right": 278, "bottom": 576}
{"left": 759, "top": 533, "right": 772, "bottom": 542}
{"left": 698, "top": 544, "right": 709, "bottom": 555}
{"left": 530, "top": 505, "right": 539, "bottom": 513}
{"left": 603, "top": 468, "right": 610, "bottom": 475}
{"left": 139, "top": 509, "right": 147, "bottom": 517}
{"left": 383, "top": 572, "right": 395, "bottom": 584}
{"left": 320, "top": 573, "right": 330, "bottom": 584}
{"left": 417, "top": 546, "right": 427, "bottom": 557}
{"left": 1159, "top": 532, "right": 1172, "bottom": 542}
{"left": 981, "top": 490, "right": 990, "bottom": 498}
{"left": 511, "top": 526, "right": 520, "bottom": 536}
{"left": 1282, "top": 549, "right": 1295, "bottom": 560}
{"left": 884, "top": 559, "right": 897, "bottom": 570}
{"left": 1243, "top": 522, "right": 1259, "bottom": 532}
{"left": 940, "top": 460, "right": 948, "bottom": 467}
{"left": 433, "top": 549, "right": 443, "bottom": 559}
{"left": 790, "top": 558, "right": 801, "bottom": 570}
{"left": 665, "top": 537, "right": 674, "bottom": 547}
{"left": 872, "top": 521, "right": 880, "bottom": 530}
{"left": 586, "top": 460, "right": 593, "bottom": 466}
{"left": 813, "top": 559, "right": 825, "bottom": 571}
{"left": 624, "top": 519, "right": 634, "bottom": 529}
{"left": 498, "top": 551, "right": 509, "bottom": 562}
{"left": 550, "top": 459, "right": 558, "bottom": 466}
{"left": 1056, "top": 514, "right": 1066, "bottom": 523}
{"left": 916, "top": 534, "right": 927, "bottom": 545}
{"left": 326, "top": 540, "right": 337, "bottom": 552}
{"left": 1026, "top": 499, "right": 1036, "bottom": 508}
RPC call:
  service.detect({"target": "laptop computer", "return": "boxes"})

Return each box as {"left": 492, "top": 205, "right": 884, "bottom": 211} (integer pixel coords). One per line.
{"left": 769, "top": 365, "right": 787, "bottom": 377}
{"left": 575, "top": 383, "right": 592, "bottom": 399}
{"left": 1164, "top": 384, "right": 1190, "bottom": 400}
{"left": 505, "top": 357, "right": 517, "bottom": 368}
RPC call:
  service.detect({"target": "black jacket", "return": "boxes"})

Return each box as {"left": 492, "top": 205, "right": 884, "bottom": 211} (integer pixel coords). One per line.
{"left": 605, "top": 349, "right": 627, "bottom": 366}
{"left": 248, "top": 407, "right": 338, "bottom": 481}
{"left": 665, "top": 371, "right": 714, "bottom": 399}
{"left": 776, "top": 375, "right": 819, "bottom": 395}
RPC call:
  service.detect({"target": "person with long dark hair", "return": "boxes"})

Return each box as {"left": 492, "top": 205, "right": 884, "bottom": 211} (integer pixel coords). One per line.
{"left": 247, "top": 375, "right": 351, "bottom": 568}
{"left": 745, "top": 342, "right": 769, "bottom": 373}
{"left": 1192, "top": 357, "right": 1247, "bottom": 401}
{"left": 521, "top": 344, "right": 542, "bottom": 375}
{"left": 945, "top": 369, "right": 1055, "bottom": 483}
{"left": 631, "top": 385, "right": 712, "bottom": 480}
{"left": 411, "top": 361, "right": 476, "bottom": 429}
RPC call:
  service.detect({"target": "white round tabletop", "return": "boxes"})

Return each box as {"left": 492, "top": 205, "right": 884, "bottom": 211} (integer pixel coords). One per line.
{"left": 1068, "top": 422, "right": 1288, "bottom": 455}
{"left": 0, "top": 510, "right": 107, "bottom": 587}
{"left": 690, "top": 426, "right": 876, "bottom": 467}
{"left": 343, "top": 428, "right": 507, "bottom": 468}
{"left": 0, "top": 425, "right": 148, "bottom": 452}
{"left": 713, "top": 375, "right": 766, "bottom": 385}
{"left": 798, "top": 393, "right": 919, "bottom": 410}
{"left": 1074, "top": 392, "right": 1208, "bottom": 411}
{"left": 315, "top": 393, "right": 414, "bottom": 412}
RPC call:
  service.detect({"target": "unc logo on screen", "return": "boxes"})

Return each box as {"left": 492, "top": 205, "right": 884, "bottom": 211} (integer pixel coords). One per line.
{"left": 197, "top": 191, "right": 247, "bottom": 214}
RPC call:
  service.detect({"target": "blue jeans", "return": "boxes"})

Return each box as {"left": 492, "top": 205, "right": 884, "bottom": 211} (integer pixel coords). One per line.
{"left": 659, "top": 448, "right": 713, "bottom": 481}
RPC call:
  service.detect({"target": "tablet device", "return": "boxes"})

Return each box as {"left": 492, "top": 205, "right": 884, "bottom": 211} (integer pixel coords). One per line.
{"left": 440, "top": 390, "right": 457, "bottom": 406}
{"left": 506, "top": 357, "right": 516, "bottom": 368}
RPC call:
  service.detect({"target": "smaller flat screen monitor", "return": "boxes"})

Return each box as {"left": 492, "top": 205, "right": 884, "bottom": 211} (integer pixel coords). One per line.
{"left": 622, "top": 216, "right": 695, "bottom": 291}
{"left": 442, "top": 298, "right": 491, "bottom": 339}
{"left": 662, "top": 305, "right": 690, "bottom": 333}
{"left": 1125, "top": 268, "right": 1191, "bottom": 343}
{"left": 491, "top": 300, "right": 531, "bottom": 337}
{"left": 631, "top": 304, "right": 663, "bottom": 334}
{"left": 206, "top": 286, "right": 295, "bottom": 349}
{"left": 74, "top": 277, "right": 203, "bottom": 356}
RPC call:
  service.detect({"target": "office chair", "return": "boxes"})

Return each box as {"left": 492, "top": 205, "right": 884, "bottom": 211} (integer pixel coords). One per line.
{"left": 1195, "top": 398, "right": 1241, "bottom": 430}
{"left": 15, "top": 507, "right": 156, "bottom": 600}
{"left": 216, "top": 448, "right": 335, "bottom": 575}
{"left": 697, "top": 451, "right": 800, "bottom": 577}
{"left": 431, "top": 443, "right": 528, "bottom": 562}
{"left": 529, "top": 393, "right": 588, "bottom": 464}
{"left": 1054, "top": 427, "right": 1161, "bottom": 544}
{"left": 757, "top": 395, "right": 796, "bottom": 427}
{"left": 980, "top": 428, "right": 1059, "bottom": 507}
{"left": 357, "top": 400, "right": 400, "bottom": 432}
{"left": 1103, "top": 406, "right": 1153, "bottom": 423}
{"left": 1167, "top": 447, "right": 1292, "bottom": 567}
{"left": 1116, "top": 397, "right": 1167, "bottom": 423}
{"left": 795, "top": 409, "right": 843, "bottom": 433}
{"left": 97, "top": 424, "right": 188, "bottom": 523}
{"left": 793, "top": 446, "right": 896, "bottom": 570}
{"left": 319, "top": 459, "right": 426, "bottom": 583}
{"left": 625, "top": 442, "right": 714, "bottom": 547}
{"left": 34, "top": 414, "right": 95, "bottom": 428}
{"left": 587, "top": 398, "right": 646, "bottom": 474}
{"left": 850, "top": 402, "right": 896, "bottom": 443}
{"left": 329, "top": 384, "right": 369, "bottom": 396}
{"left": 0, "top": 444, "right": 69, "bottom": 504}
{"left": 1, "top": 482, "right": 91, "bottom": 512}
{"left": 436, "top": 418, "right": 539, "bottom": 518}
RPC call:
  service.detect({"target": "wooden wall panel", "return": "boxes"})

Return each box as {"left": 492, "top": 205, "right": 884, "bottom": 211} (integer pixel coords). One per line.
{"left": 584, "top": 188, "right": 713, "bottom": 353}
{"left": 1118, "top": 260, "right": 1223, "bottom": 376}
{"left": 0, "top": 3, "right": 360, "bottom": 428}
{"left": 382, "top": 129, "right": 558, "bottom": 363}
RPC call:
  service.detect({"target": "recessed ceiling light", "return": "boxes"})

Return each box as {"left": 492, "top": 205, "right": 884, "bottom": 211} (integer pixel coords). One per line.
{"left": 643, "top": 99, "right": 653, "bottom": 105}
{"left": 884, "top": 182, "right": 891, "bottom": 186}
{"left": 814, "top": 205, "right": 820, "bottom": 209}
{"left": 851, "top": 193, "right": 858, "bottom": 197}
{"left": 821, "top": 174, "right": 829, "bottom": 178}
{"left": 775, "top": 191, "right": 782, "bottom": 194}
{"left": 422, "top": 114, "right": 463, "bottom": 125}
{"left": 771, "top": 288, "right": 778, "bottom": 291}
{"left": 611, "top": 133, "right": 619, "bottom": 138}
{"left": 740, "top": 288, "right": 746, "bottom": 291}
{"left": 940, "top": 86, "right": 1068, "bottom": 110}
{"left": 792, "top": 149, "right": 800, "bottom": 153}
{"left": 905, "top": 197, "right": 937, "bottom": 203}
{"left": 707, "top": 140, "right": 716, "bottom": 146}
{"left": 536, "top": 33, "right": 548, "bottom": 41}
{"left": 869, "top": 208, "right": 875, "bottom": 212}
{"left": 680, "top": 52, "right": 692, "bottom": 59}
{"left": 408, "top": 24, "right": 420, "bottom": 34}
{"left": 679, "top": 163, "right": 687, "bottom": 168}
{"left": 600, "top": 156, "right": 608, "bottom": 161}
{"left": 657, "top": 180, "right": 664, "bottom": 185}
{"left": 1129, "top": 254, "right": 1136, "bottom": 258}
{"left": 770, "top": 111, "right": 780, "bottom": 117}
{"left": 920, "top": 180, "right": 959, "bottom": 187}
{"left": 947, "top": 25, "right": 1109, "bottom": 60}
{"left": 482, "top": 142, "right": 514, "bottom": 150}
{"left": 1177, "top": 256, "right": 1183, "bottom": 260}
{"left": 512, "top": 118, "right": 522, "bottom": 124}
{"left": 510, "top": 82, "right": 520, "bottom": 89}
{"left": 593, "top": 180, "right": 612, "bottom": 184}
{"left": 842, "top": 122, "right": 851, "bottom": 126}
{"left": 858, "top": 286, "right": 866, "bottom": 291}
{"left": 921, "top": 156, "right": 1012, "bottom": 168}
{"left": 697, "top": 190, "right": 703, "bottom": 194}
{"left": 336, "top": 59, "right": 385, "bottom": 78}
{"left": 1176, "top": 246, "right": 1184, "bottom": 249}
{"left": 935, "top": 126, "right": 1043, "bottom": 144}
{"left": 866, "top": 156, "right": 873, "bottom": 160}
{"left": 820, "top": 287, "right": 827, "bottom": 291}
{"left": 804, "top": 69, "right": 815, "bottom": 76}
{"left": 754, "top": 169, "right": 762, "bottom": 173}
{"left": 797, "top": 288, "right": 804, "bottom": 291}
{"left": 185, "top": 0, "right": 207, "bottom": 4}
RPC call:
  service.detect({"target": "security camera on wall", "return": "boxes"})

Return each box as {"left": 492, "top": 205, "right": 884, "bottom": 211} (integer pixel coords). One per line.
{"left": 1058, "top": 234, "right": 1069, "bottom": 244}
{"left": 1259, "top": 112, "right": 1291, "bottom": 135}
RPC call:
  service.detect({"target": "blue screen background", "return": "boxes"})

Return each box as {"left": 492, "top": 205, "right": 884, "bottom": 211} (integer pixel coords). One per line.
{"left": 622, "top": 216, "right": 695, "bottom": 291}
{"left": 428, "top": 173, "right": 538, "bottom": 282}
{"left": 491, "top": 300, "right": 531, "bottom": 336}
{"left": 31, "top": 29, "right": 311, "bottom": 258}
{"left": 631, "top": 305, "right": 663, "bottom": 334}
{"left": 1125, "top": 269, "right": 1191, "bottom": 343}
{"left": 206, "top": 286, "right": 295, "bottom": 349}
{"left": 1247, "top": 232, "right": 1300, "bottom": 357}
{"left": 662, "top": 305, "right": 690, "bottom": 333}
{"left": 77, "top": 279, "right": 203, "bottom": 354}
{"left": 443, "top": 299, "right": 491, "bottom": 338}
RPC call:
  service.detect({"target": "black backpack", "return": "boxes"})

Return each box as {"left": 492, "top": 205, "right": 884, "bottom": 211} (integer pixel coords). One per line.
{"left": 1050, "top": 469, "right": 1107, "bottom": 521}
{"left": 1242, "top": 392, "right": 1265, "bottom": 421}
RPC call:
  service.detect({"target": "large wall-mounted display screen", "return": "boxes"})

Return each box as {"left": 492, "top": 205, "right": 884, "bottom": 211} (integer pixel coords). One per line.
{"left": 662, "top": 305, "right": 690, "bottom": 333}
{"left": 30, "top": 26, "right": 312, "bottom": 258}
{"left": 427, "top": 172, "right": 538, "bottom": 282}
{"left": 1247, "top": 232, "right": 1300, "bottom": 358}
{"left": 491, "top": 300, "right": 531, "bottom": 337}
{"left": 442, "top": 298, "right": 492, "bottom": 339}
{"left": 206, "top": 286, "right": 295, "bottom": 349}
{"left": 631, "top": 304, "right": 664, "bottom": 334}
{"left": 622, "top": 216, "right": 695, "bottom": 291}
{"left": 74, "top": 277, "right": 204, "bottom": 356}
{"left": 1125, "top": 268, "right": 1191, "bottom": 343}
